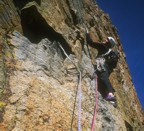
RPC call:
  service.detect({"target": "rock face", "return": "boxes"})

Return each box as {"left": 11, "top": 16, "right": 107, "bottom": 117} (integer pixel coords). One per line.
{"left": 0, "top": 0, "right": 143, "bottom": 130}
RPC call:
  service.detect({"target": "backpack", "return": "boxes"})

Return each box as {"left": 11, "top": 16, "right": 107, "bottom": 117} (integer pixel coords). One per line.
{"left": 103, "top": 50, "right": 119, "bottom": 70}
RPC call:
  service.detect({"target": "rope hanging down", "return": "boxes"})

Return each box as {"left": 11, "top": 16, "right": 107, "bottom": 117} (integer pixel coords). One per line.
{"left": 78, "top": 72, "right": 82, "bottom": 131}
{"left": 91, "top": 74, "right": 98, "bottom": 131}
{"left": 58, "top": 42, "right": 82, "bottom": 131}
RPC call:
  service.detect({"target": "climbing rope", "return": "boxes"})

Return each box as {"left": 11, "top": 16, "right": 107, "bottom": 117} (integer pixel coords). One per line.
{"left": 90, "top": 74, "right": 98, "bottom": 131}
{"left": 78, "top": 71, "right": 82, "bottom": 131}
{"left": 58, "top": 42, "right": 82, "bottom": 131}
{"left": 74, "top": 2, "right": 99, "bottom": 130}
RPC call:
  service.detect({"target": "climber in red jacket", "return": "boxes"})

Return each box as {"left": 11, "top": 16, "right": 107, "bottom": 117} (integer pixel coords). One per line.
{"left": 86, "top": 28, "right": 119, "bottom": 102}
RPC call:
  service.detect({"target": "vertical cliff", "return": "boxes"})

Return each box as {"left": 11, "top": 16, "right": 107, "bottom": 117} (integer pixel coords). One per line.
{"left": 0, "top": 0, "right": 143, "bottom": 130}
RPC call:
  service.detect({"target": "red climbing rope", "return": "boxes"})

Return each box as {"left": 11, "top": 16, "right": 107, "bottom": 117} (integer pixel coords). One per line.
{"left": 90, "top": 75, "right": 98, "bottom": 131}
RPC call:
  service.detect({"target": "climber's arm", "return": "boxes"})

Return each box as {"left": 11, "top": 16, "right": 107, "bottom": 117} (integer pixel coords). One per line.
{"left": 86, "top": 28, "right": 106, "bottom": 46}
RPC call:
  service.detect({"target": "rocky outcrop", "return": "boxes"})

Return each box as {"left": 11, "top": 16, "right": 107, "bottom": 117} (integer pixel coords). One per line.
{"left": 0, "top": 0, "right": 143, "bottom": 130}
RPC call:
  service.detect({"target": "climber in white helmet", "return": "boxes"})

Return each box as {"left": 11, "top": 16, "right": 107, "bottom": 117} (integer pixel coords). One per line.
{"left": 86, "top": 28, "right": 119, "bottom": 102}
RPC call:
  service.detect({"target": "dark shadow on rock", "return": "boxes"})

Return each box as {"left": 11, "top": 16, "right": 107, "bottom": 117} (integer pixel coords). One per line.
{"left": 125, "top": 121, "right": 133, "bottom": 131}
{"left": 13, "top": 0, "right": 41, "bottom": 9}
{"left": 20, "top": 5, "right": 72, "bottom": 56}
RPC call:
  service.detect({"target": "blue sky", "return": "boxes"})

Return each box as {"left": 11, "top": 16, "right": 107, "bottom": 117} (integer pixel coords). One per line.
{"left": 96, "top": 0, "right": 144, "bottom": 109}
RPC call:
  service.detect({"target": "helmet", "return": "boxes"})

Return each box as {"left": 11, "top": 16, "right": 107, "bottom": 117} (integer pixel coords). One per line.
{"left": 107, "top": 37, "right": 116, "bottom": 47}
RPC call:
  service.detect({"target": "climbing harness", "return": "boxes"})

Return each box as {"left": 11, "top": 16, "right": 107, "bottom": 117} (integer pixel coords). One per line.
{"left": 95, "top": 56, "right": 106, "bottom": 72}
{"left": 90, "top": 74, "right": 98, "bottom": 131}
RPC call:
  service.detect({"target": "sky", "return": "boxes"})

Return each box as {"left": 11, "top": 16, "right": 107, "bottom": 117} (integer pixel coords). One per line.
{"left": 96, "top": 0, "right": 144, "bottom": 109}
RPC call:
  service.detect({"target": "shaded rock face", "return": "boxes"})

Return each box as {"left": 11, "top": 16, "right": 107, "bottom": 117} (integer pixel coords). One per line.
{"left": 0, "top": 0, "right": 143, "bottom": 130}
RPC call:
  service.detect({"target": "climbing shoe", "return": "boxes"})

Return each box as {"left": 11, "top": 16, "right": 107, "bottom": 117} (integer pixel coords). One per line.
{"left": 105, "top": 95, "right": 116, "bottom": 102}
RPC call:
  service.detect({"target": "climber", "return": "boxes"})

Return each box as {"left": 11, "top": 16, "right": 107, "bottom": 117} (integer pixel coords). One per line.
{"left": 86, "top": 28, "right": 119, "bottom": 102}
